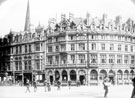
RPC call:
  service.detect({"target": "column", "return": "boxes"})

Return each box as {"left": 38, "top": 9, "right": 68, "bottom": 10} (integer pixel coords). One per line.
{"left": 76, "top": 69, "right": 79, "bottom": 81}
{"left": 67, "top": 70, "right": 70, "bottom": 81}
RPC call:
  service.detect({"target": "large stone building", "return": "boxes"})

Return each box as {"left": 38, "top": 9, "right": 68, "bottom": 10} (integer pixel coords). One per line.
{"left": 0, "top": 1, "right": 135, "bottom": 86}
{"left": 45, "top": 13, "right": 135, "bottom": 85}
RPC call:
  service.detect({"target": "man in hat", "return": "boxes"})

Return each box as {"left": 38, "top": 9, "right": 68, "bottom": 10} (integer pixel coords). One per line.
{"left": 103, "top": 76, "right": 111, "bottom": 98}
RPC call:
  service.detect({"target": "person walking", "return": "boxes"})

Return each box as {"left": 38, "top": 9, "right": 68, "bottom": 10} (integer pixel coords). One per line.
{"left": 33, "top": 80, "right": 37, "bottom": 92}
{"left": 103, "top": 76, "right": 111, "bottom": 98}
{"left": 47, "top": 82, "right": 51, "bottom": 92}
{"left": 57, "top": 80, "right": 61, "bottom": 90}
{"left": 44, "top": 79, "right": 47, "bottom": 92}
{"left": 131, "top": 77, "right": 135, "bottom": 98}
{"left": 25, "top": 79, "right": 30, "bottom": 93}
{"left": 68, "top": 80, "right": 71, "bottom": 89}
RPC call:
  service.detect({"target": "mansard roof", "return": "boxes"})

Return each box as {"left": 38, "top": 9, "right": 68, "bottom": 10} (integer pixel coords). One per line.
{"left": 46, "top": 13, "right": 135, "bottom": 37}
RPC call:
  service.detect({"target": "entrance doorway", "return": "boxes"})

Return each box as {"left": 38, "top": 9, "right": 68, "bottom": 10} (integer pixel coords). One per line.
{"left": 79, "top": 75, "right": 85, "bottom": 85}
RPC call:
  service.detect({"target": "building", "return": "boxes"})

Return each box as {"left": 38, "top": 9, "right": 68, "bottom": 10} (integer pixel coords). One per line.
{"left": 0, "top": 33, "right": 13, "bottom": 81}
{"left": 0, "top": 1, "right": 135, "bottom": 86}
{"left": 45, "top": 13, "right": 135, "bottom": 85}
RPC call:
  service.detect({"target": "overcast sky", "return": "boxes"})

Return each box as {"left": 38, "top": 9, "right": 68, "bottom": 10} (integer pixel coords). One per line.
{"left": 0, "top": 0, "right": 135, "bottom": 36}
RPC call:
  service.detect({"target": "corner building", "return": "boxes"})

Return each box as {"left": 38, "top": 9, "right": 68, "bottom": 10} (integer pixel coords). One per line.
{"left": 10, "top": 25, "right": 46, "bottom": 84}
{"left": 45, "top": 13, "right": 135, "bottom": 85}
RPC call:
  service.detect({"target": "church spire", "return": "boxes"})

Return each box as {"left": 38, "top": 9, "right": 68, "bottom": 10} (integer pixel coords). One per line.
{"left": 24, "top": 0, "right": 30, "bottom": 32}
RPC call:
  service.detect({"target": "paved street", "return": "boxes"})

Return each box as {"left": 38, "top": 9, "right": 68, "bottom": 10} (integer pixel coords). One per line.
{"left": 0, "top": 85, "right": 133, "bottom": 98}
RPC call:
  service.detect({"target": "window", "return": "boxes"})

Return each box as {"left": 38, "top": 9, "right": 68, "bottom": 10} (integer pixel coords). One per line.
{"left": 35, "top": 43, "right": 40, "bottom": 51}
{"left": 79, "top": 43, "right": 85, "bottom": 50}
{"left": 117, "top": 55, "right": 122, "bottom": 64}
{"left": 101, "top": 43, "right": 105, "bottom": 50}
{"left": 131, "top": 55, "right": 135, "bottom": 64}
{"left": 48, "top": 46, "right": 53, "bottom": 52}
{"left": 110, "top": 44, "right": 114, "bottom": 50}
{"left": 101, "top": 35, "right": 105, "bottom": 40}
{"left": 92, "top": 43, "right": 96, "bottom": 50}
{"left": 109, "top": 54, "right": 115, "bottom": 63}
{"left": 125, "top": 45, "right": 128, "bottom": 52}
{"left": 131, "top": 46, "right": 133, "bottom": 52}
{"left": 118, "top": 36, "right": 121, "bottom": 40}
{"left": 48, "top": 37, "right": 52, "bottom": 43}
{"left": 29, "top": 45, "right": 31, "bottom": 53}
{"left": 55, "top": 56, "right": 59, "bottom": 65}
{"left": 125, "top": 37, "right": 128, "bottom": 41}
{"left": 70, "top": 35, "right": 74, "bottom": 40}
{"left": 118, "top": 44, "right": 121, "bottom": 51}
{"left": 61, "top": 55, "right": 67, "bottom": 64}
{"left": 61, "top": 44, "right": 66, "bottom": 51}
{"left": 71, "top": 44, "right": 75, "bottom": 51}
{"left": 48, "top": 56, "right": 53, "bottom": 64}
{"left": 100, "top": 54, "right": 106, "bottom": 63}
{"left": 25, "top": 45, "right": 27, "bottom": 53}
{"left": 91, "top": 54, "right": 97, "bottom": 63}
{"left": 79, "top": 54, "right": 85, "bottom": 63}
{"left": 71, "top": 55, "right": 75, "bottom": 63}
{"left": 124, "top": 55, "right": 128, "bottom": 64}
{"left": 55, "top": 37, "right": 58, "bottom": 42}
{"left": 55, "top": 45, "right": 59, "bottom": 52}
{"left": 35, "top": 60, "right": 40, "bottom": 70}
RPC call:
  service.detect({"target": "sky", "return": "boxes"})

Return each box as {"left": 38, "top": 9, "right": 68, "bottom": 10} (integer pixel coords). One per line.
{"left": 0, "top": 0, "right": 135, "bottom": 36}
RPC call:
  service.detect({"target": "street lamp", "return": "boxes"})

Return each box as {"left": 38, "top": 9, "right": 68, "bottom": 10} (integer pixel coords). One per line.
{"left": 10, "top": 56, "right": 15, "bottom": 84}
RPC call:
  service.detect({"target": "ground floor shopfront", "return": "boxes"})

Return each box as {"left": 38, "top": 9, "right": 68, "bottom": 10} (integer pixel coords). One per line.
{"left": 0, "top": 71, "right": 45, "bottom": 85}
{"left": 1, "top": 68, "right": 135, "bottom": 86}
{"left": 46, "top": 68, "right": 135, "bottom": 85}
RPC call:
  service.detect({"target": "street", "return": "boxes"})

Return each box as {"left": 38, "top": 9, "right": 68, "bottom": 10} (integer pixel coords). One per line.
{"left": 0, "top": 85, "right": 133, "bottom": 98}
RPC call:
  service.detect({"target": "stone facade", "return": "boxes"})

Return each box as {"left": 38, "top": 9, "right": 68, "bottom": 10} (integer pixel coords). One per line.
{"left": 45, "top": 13, "right": 135, "bottom": 85}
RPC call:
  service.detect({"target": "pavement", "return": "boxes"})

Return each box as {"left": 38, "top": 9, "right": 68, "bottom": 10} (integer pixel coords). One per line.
{"left": 0, "top": 85, "right": 133, "bottom": 98}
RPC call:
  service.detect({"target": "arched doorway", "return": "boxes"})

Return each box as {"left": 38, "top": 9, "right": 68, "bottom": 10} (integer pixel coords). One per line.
{"left": 124, "top": 70, "right": 129, "bottom": 84}
{"left": 78, "top": 70, "right": 86, "bottom": 85}
{"left": 62, "top": 70, "right": 68, "bottom": 81}
{"left": 70, "top": 70, "right": 76, "bottom": 81}
{"left": 90, "top": 70, "right": 98, "bottom": 85}
{"left": 55, "top": 70, "right": 60, "bottom": 81}
{"left": 108, "top": 70, "right": 115, "bottom": 84}
{"left": 48, "top": 71, "right": 53, "bottom": 85}
{"left": 117, "top": 70, "right": 123, "bottom": 84}
{"left": 130, "top": 70, "right": 134, "bottom": 79}
{"left": 99, "top": 70, "right": 107, "bottom": 80}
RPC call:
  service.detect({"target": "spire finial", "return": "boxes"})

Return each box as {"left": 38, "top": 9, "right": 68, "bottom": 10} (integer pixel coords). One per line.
{"left": 24, "top": 0, "right": 30, "bottom": 32}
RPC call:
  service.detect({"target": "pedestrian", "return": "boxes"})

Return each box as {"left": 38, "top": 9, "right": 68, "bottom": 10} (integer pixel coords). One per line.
{"left": 68, "top": 80, "right": 71, "bottom": 89}
{"left": 47, "top": 82, "right": 51, "bottom": 92}
{"left": 131, "top": 77, "right": 135, "bottom": 98}
{"left": 44, "top": 79, "right": 47, "bottom": 92}
{"left": 103, "top": 76, "right": 111, "bottom": 98}
{"left": 25, "top": 79, "right": 30, "bottom": 93}
{"left": 33, "top": 80, "right": 37, "bottom": 92}
{"left": 57, "top": 80, "right": 61, "bottom": 90}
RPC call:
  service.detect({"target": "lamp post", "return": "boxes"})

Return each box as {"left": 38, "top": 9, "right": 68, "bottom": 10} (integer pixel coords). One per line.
{"left": 10, "top": 56, "right": 15, "bottom": 84}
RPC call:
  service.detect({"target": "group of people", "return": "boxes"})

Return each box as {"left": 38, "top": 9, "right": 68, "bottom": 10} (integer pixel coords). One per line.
{"left": 103, "top": 76, "right": 135, "bottom": 98}
{"left": 25, "top": 79, "right": 51, "bottom": 93}
{"left": 25, "top": 77, "right": 135, "bottom": 98}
